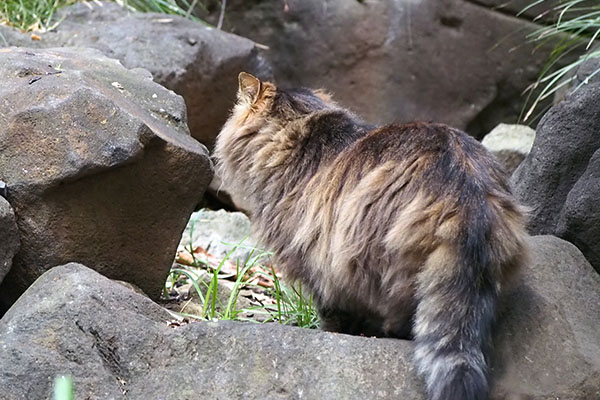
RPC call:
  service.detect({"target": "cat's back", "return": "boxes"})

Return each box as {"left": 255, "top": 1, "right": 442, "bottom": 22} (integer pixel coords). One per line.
{"left": 325, "top": 121, "right": 510, "bottom": 199}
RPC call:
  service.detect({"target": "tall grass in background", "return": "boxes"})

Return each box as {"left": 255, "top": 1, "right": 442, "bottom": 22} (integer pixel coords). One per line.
{"left": 0, "top": 0, "right": 76, "bottom": 31}
{"left": 521, "top": 0, "right": 600, "bottom": 121}
{"left": 0, "top": 0, "right": 212, "bottom": 32}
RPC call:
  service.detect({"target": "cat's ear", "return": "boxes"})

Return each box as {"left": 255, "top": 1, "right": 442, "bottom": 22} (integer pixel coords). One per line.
{"left": 314, "top": 89, "right": 334, "bottom": 103}
{"left": 238, "top": 72, "right": 262, "bottom": 104}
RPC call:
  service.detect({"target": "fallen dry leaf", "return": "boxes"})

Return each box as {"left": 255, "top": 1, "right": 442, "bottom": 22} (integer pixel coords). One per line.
{"left": 174, "top": 246, "right": 279, "bottom": 291}
{"left": 193, "top": 247, "right": 238, "bottom": 276}
{"left": 175, "top": 250, "right": 195, "bottom": 266}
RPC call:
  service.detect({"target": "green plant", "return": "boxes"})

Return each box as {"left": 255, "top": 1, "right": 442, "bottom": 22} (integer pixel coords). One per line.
{"left": 170, "top": 246, "right": 255, "bottom": 321}
{"left": 53, "top": 375, "right": 74, "bottom": 400}
{"left": 242, "top": 265, "right": 319, "bottom": 329}
{"left": 0, "top": 0, "right": 212, "bottom": 32}
{"left": 520, "top": 0, "right": 600, "bottom": 121}
{"left": 115, "top": 0, "right": 205, "bottom": 22}
{"left": 0, "top": 0, "right": 76, "bottom": 31}
{"left": 165, "top": 238, "right": 319, "bottom": 329}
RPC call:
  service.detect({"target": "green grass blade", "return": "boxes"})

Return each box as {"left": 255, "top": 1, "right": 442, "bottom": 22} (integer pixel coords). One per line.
{"left": 53, "top": 376, "right": 74, "bottom": 400}
{"left": 170, "top": 267, "right": 207, "bottom": 305}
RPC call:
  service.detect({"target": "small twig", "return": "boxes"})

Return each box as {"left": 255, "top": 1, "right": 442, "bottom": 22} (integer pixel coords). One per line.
{"left": 253, "top": 41, "right": 270, "bottom": 50}
{"left": 180, "top": 297, "right": 194, "bottom": 313}
{"left": 217, "top": 0, "right": 227, "bottom": 30}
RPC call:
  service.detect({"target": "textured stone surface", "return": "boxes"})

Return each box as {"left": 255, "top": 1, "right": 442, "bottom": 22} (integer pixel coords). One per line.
{"left": 556, "top": 150, "right": 600, "bottom": 273}
{"left": 1, "top": 237, "right": 599, "bottom": 399}
{"left": 512, "top": 57, "right": 600, "bottom": 272}
{"left": 492, "top": 236, "right": 600, "bottom": 399}
{"left": 0, "top": 26, "right": 40, "bottom": 47}
{"left": 205, "top": 173, "right": 252, "bottom": 214}
{"left": 481, "top": 123, "right": 535, "bottom": 174}
{"left": 0, "top": 1, "right": 272, "bottom": 148}
{"left": 0, "top": 47, "right": 213, "bottom": 307}
{"left": 198, "top": 0, "right": 574, "bottom": 139}
{"left": 0, "top": 197, "right": 19, "bottom": 286}
{"left": 0, "top": 263, "right": 425, "bottom": 400}
{"left": 179, "top": 209, "right": 258, "bottom": 263}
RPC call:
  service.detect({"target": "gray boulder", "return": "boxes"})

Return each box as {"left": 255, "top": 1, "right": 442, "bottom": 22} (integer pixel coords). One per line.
{"left": 1, "top": 236, "right": 599, "bottom": 399}
{"left": 0, "top": 263, "right": 425, "bottom": 400}
{"left": 512, "top": 57, "right": 600, "bottom": 272}
{"left": 179, "top": 209, "right": 259, "bottom": 264}
{"left": 556, "top": 150, "right": 600, "bottom": 272}
{"left": 199, "top": 0, "right": 575, "bottom": 139}
{"left": 0, "top": 1, "right": 271, "bottom": 148}
{"left": 205, "top": 173, "right": 253, "bottom": 214}
{"left": 0, "top": 197, "right": 19, "bottom": 286}
{"left": 481, "top": 123, "right": 535, "bottom": 174}
{"left": 0, "top": 26, "right": 40, "bottom": 47}
{"left": 0, "top": 47, "right": 212, "bottom": 306}
{"left": 492, "top": 235, "right": 600, "bottom": 399}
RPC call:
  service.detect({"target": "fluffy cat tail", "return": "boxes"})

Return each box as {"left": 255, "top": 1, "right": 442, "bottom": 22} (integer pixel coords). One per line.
{"left": 413, "top": 214, "right": 499, "bottom": 400}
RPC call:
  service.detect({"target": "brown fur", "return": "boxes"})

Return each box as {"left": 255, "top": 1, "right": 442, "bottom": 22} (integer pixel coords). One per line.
{"left": 215, "top": 73, "right": 529, "bottom": 400}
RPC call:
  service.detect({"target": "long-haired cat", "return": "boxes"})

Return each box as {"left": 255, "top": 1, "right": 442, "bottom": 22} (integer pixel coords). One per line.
{"left": 214, "top": 73, "right": 529, "bottom": 400}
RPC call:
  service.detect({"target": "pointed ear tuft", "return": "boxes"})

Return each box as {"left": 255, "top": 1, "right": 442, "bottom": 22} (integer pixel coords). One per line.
{"left": 238, "top": 72, "right": 262, "bottom": 103}
{"left": 314, "top": 89, "right": 334, "bottom": 103}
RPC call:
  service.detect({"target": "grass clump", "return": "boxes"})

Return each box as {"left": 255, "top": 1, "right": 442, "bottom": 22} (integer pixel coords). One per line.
{"left": 115, "top": 0, "right": 207, "bottom": 21}
{"left": 165, "top": 242, "right": 257, "bottom": 322}
{"left": 0, "top": 0, "right": 210, "bottom": 32}
{"left": 521, "top": 0, "right": 600, "bottom": 121}
{"left": 0, "top": 0, "right": 77, "bottom": 32}
{"left": 254, "top": 274, "right": 319, "bottom": 329}
{"left": 164, "top": 231, "right": 319, "bottom": 329}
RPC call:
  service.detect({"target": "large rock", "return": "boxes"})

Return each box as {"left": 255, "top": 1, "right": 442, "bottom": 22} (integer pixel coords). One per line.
{"left": 0, "top": 47, "right": 212, "bottom": 307}
{"left": 205, "top": 173, "right": 252, "bottom": 214}
{"left": 512, "top": 57, "right": 600, "bottom": 272}
{"left": 198, "top": 0, "right": 575, "bottom": 139}
{"left": 481, "top": 123, "right": 535, "bottom": 174}
{"left": 0, "top": 26, "right": 41, "bottom": 47}
{"left": 0, "top": 1, "right": 271, "bottom": 148}
{"left": 492, "top": 235, "right": 600, "bottom": 399}
{"left": 556, "top": 150, "right": 600, "bottom": 272}
{"left": 1, "top": 236, "right": 599, "bottom": 399}
{"left": 0, "top": 263, "right": 425, "bottom": 400}
{"left": 0, "top": 197, "right": 19, "bottom": 286}
{"left": 179, "top": 209, "right": 259, "bottom": 264}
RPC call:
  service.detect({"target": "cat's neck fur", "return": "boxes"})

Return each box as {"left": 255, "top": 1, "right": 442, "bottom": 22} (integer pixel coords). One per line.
{"left": 250, "top": 109, "right": 370, "bottom": 207}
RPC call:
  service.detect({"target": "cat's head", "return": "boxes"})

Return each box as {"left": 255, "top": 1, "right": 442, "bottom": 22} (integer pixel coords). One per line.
{"left": 214, "top": 72, "right": 336, "bottom": 206}
{"left": 215, "top": 72, "right": 335, "bottom": 175}
{"left": 216, "top": 73, "right": 335, "bottom": 147}
{"left": 237, "top": 72, "right": 334, "bottom": 117}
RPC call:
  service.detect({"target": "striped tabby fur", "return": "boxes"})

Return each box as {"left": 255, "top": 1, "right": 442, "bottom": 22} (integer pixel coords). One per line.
{"left": 214, "top": 73, "right": 529, "bottom": 400}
